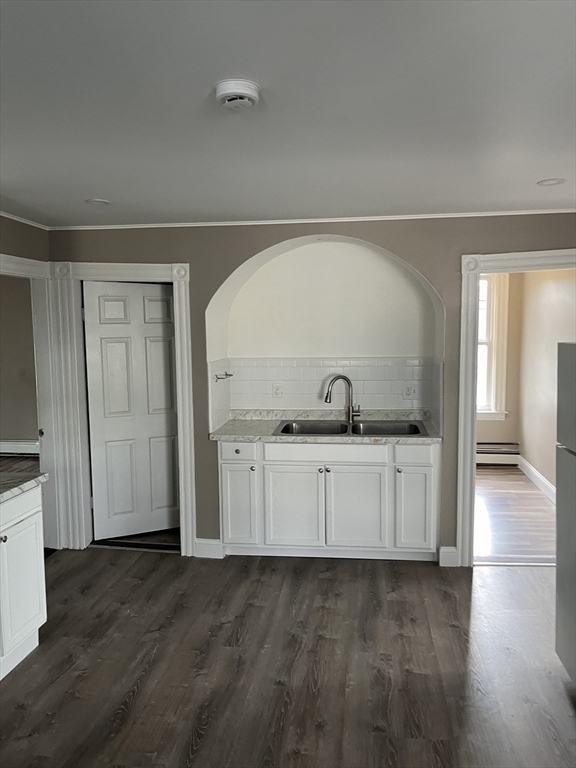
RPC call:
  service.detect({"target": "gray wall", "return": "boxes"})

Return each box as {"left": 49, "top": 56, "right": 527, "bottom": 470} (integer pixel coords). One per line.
{"left": 0, "top": 216, "right": 49, "bottom": 260}
{"left": 0, "top": 216, "right": 47, "bottom": 444}
{"left": 0, "top": 275, "right": 38, "bottom": 441}
{"left": 49, "top": 212, "right": 576, "bottom": 543}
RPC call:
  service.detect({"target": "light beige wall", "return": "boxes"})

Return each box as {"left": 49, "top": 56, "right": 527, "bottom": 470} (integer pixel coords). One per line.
{"left": 0, "top": 215, "right": 49, "bottom": 260}
{"left": 519, "top": 269, "right": 576, "bottom": 486}
{"left": 49, "top": 212, "right": 576, "bottom": 541}
{"left": 227, "top": 241, "right": 436, "bottom": 359}
{"left": 477, "top": 272, "right": 523, "bottom": 444}
{"left": 0, "top": 276, "right": 38, "bottom": 441}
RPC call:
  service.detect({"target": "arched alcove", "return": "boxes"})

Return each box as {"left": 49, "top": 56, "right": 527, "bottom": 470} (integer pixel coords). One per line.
{"left": 206, "top": 235, "right": 445, "bottom": 430}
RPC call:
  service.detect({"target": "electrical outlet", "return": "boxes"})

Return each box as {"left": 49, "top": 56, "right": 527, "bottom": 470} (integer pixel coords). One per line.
{"left": 272, "top": 383, "right": 283, "bottom": 398}
{"left": 404, "top": 382, "right": 421, "bottom": 399}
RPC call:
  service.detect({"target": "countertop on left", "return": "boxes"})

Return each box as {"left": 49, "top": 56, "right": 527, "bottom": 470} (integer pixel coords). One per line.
{"left": 0, "top": 455, "right": 48, "bottom": 503}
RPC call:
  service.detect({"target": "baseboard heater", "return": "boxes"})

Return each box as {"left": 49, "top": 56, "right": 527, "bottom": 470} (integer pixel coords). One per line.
{"left": 476, "top": 442, "right": 520, "bottom": 465}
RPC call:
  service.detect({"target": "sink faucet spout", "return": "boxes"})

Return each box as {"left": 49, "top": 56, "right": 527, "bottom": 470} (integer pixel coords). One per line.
{"left": 324, "top": 375, "right": 361, "bottom": 423}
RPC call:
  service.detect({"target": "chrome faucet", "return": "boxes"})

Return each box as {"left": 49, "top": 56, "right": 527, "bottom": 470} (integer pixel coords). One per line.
{"left": 324, "top": 375, "right": 361, "bottom": 423}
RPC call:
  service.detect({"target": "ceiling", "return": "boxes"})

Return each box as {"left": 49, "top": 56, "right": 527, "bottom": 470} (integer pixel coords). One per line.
{"left": 1, "top": 0, "right": 575, "bottom": 228}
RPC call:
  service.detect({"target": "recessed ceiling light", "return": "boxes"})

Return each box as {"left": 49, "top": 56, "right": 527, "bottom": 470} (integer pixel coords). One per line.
{"left": 536, "top": 178, "right": 566, "bottom": 186}
{"left": 85, "top": 198, "right": 110, "bottom": 205}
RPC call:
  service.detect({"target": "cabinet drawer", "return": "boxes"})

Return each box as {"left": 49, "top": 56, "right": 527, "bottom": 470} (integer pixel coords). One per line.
{"left": 220, "top": 442, "right": 258, "bottom": 461}
{"left": 264, "top": 443, "right": 389, "bottom": 464}
{"left": 394, "top": 444, "right": 433, "bottom": 465}
{"left": 0, "top": 486, "right": 42, "bottom": 531}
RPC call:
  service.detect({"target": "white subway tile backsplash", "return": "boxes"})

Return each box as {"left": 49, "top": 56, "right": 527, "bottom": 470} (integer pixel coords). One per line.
{"left": 214, "top": 356, "right": 442, "bottom": 421}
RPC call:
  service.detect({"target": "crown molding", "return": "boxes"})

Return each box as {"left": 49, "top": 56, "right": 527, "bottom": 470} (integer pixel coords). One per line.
{"left": 2, "top": 208, "right": 575, "bottom": 232}
{"left": 0, "top": 211, "right": 50, "bottom": 230}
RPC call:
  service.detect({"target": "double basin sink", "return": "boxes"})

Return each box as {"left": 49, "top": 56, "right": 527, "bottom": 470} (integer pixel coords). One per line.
{"left": 273, "top": 420, "right": 427, "bottom": 437}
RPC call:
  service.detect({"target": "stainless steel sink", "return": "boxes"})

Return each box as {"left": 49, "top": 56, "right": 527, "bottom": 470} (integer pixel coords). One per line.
{"left": 351, "top": 420, "right": 426, "bottom": 436}
{"left": 273, "top": 419, "right": 426, "bottom": 436}
{"left": 274, "top": 420, "right": 349, "bottom": 435}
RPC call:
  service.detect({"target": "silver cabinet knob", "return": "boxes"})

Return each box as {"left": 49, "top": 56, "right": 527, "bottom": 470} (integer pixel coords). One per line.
{"left": 326, "top": 467, "right": 331, "bottom": 473}
{"left": 397, "top": 467, "right": 403, "bottom": 473}
{"left": 0, "top": 535, "right": 7, "bottom": 543}
{"left": 235, "top": 449, "right": 241, "bottom": 454}
{"left": 250, "top": 466, "right": 256, "bottom": 471}
{"left": 318, "top": 468, "right": 324, "bottom": 473}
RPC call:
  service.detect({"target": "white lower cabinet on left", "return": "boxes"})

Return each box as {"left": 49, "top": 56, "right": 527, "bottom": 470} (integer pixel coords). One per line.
{"left": 0, "top": 486, "right": 47, "bottom": 680}
{"left": 221, "top": 463, "right": 260, "bottom": 544}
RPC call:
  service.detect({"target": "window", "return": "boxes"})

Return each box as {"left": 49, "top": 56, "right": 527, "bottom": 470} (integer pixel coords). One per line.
{"left": 477, "top": 273, "right": 509, "bottom": 419}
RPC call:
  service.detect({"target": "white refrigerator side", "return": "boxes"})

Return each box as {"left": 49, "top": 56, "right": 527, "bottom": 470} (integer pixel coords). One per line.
{"left": 557, "top": 343, "right": 576, "bottom": 453}
{"left": 556, "top": 343, "right": 576, "bottom": 682}
{"left": 556, "top": 445, "right": 576, "bottom": 682}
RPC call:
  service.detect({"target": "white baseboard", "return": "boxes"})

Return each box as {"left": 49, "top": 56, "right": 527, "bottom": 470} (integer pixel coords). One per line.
{"left": 439, "top": 546, "right": 461, "bottom": 567}
{"left": 518, "top": 456, "right": 556, "bottom": 504}
{"left": 194, "top": 538, "right": 225, "bottom": 559}
{"left": 476, "top": 453, "right": 519, "bottom": 465}
{"left": 0, "top": 440, "right": 39, "bottom": 455}
{"left": 223, "top": 544, "right": 437, "bottom": 561}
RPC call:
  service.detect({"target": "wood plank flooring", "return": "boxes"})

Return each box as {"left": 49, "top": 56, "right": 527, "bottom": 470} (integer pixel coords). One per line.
{"left": 0, "top": 454, "right": 40, "bottom": 473}
{"left": 474, "top": 467, "right": 556, "bottom": 564}
{"left": 1, "top": 550, "right": 574, "bottom": 768}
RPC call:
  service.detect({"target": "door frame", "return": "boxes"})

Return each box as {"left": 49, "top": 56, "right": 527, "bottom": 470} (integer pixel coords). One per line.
{"left": 455, "top": 248, "right": 576, "bottom": 567}
{"left": 0, "top": 255, "right": 196, "bottom": 556}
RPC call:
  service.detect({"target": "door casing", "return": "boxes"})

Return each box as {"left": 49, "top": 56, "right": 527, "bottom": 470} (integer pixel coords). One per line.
{"left": 455, "top": 248, "right": 576, "bottom": 567}
{"left": 0, "top": 255, "right": 196, "bottom": 557}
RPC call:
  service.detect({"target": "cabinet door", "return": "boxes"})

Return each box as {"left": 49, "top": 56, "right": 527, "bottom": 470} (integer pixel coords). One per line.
{"left": 264, "top": 465, "right": 324, "bottom": 546}
{"left": 326, "top": 465, "right": 388, "bottom": 547}
{"left": 0, "top": 512, "right": 47, "bottom": 656}
{"left": 394, "top": 465, "right": 434, "bottom": 550}
{"left": 221, "top": 464, "right": 260, "bottom": 544}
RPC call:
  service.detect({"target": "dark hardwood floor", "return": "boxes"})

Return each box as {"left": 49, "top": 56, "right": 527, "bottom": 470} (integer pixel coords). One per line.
{"left": 1, "top": 550, "right": 574, "bottom": 768}
{"left": 474, "top": 466, "right": 556, "bottom": 564}
{"left": 0, "top": 454, "right": 40, "bottom": 473}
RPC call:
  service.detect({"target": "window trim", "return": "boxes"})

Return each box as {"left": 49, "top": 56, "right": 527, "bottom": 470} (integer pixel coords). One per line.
{"left": 476, "top": 272, "right": 509, "bottom": 420}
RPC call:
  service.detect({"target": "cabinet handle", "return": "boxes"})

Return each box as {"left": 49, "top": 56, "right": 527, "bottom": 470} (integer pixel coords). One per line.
{"left": 250, "top": 466, "right": 256, "bottom": 471}
{"left": 397, "top": 467, "right": 403, "bottom": 473}
{"left": 235, "top": 449, "right": 241, "bottom": 454}
{"left": 325, "top": 467, "right": 331, "bottom": 473}
{"left": 0, "top": 535, "right": 7, "bottom": 543}
{"left": 318, "top": 468, "right": 324, "bottom": 473}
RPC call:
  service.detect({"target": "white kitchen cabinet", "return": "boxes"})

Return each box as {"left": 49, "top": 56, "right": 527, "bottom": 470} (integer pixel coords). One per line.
{"left": 218, "top": 441, "right": 440, "bottom": 561}
{"left": 264, "top": 464, "right": 325, "bottom": 546}
{"left": 221, "top": 463, "right": 260, "bottom": 544}
{"left": 0, "top": 483, "right": 48, "bottom": 680}
{"left": 325, "top": 465, "right": 388, "bottom": 547}
{"left": 394, "top": 465, "right": 434, "bottom": 550}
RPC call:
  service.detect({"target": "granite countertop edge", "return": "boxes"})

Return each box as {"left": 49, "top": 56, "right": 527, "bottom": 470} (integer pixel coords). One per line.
{"left": 210, "top": 418, "right": 442, "bottom": 445}
{"left": 0, "top": 473, "right": 49, "bottom": 503}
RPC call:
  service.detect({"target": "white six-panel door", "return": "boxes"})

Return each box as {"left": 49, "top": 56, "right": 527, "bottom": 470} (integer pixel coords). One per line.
{"left": 84, "top": 282, "right": 179, "bottom": 539}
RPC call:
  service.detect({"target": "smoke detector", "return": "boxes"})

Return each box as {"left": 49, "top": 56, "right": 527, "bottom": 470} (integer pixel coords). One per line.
{"left": 215, "top": 79, "right": 260, "bottom": 110}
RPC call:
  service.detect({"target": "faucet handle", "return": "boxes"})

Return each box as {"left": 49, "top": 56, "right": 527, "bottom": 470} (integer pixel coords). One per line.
{"left": 352, "top": 404, "right": 361, "bottom": 420}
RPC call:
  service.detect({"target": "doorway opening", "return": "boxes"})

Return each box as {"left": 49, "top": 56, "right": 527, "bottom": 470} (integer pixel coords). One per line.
{"left": 472, "top": 269, "right": 575, "bottom": 565}
{"left": 82, "top": 281, "right": 181, "bottom": 554}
